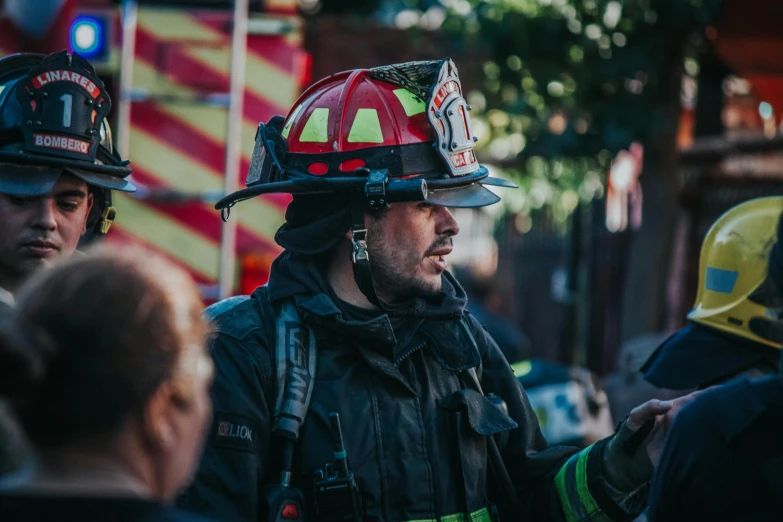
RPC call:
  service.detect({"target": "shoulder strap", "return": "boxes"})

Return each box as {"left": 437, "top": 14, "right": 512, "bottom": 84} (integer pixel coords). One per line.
{"left": 273, "top": 299, "right": 318, "bottom": 441}
{"left": 203, "top": 295, "right": 250, "bottom": 322}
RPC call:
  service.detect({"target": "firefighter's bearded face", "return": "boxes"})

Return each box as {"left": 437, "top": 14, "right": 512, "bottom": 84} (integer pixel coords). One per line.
{"left": 365, "top": 201, "right": 460, "bottom": 302}
{"left": 0, "top": 175, "right": 94, "bottom": 289}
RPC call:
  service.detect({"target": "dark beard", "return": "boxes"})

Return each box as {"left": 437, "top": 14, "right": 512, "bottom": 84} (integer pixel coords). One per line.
{"left": 371, "top": 256, "right": 443, "bottom": 303}
{"left": 366, "top": 221, "right": 449, "bottom": 304}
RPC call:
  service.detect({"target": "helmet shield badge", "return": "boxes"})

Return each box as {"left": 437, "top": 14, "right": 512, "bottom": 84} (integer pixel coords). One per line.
{"left": 17, "top": 52, "right": 110, "bottom": 163}
{"left": 427, "top": 59, "right": 479, "bottom": 178}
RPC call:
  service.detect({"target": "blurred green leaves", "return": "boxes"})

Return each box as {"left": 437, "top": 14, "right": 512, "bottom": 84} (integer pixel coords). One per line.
{"left": 312, "top": 0, "right": 723, "bottom": 224}
{"left": 386, "top": 0, "right": 723, "bottom": 224}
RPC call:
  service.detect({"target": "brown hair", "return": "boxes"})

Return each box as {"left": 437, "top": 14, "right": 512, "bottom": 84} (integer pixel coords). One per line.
{"left": 0, "top": 245, "right": 207, "bottom": 449}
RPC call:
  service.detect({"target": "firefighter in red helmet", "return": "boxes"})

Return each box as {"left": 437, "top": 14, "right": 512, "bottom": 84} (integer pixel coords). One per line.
{"left": 180, "top": 59, "right": 694, "bottom": 522}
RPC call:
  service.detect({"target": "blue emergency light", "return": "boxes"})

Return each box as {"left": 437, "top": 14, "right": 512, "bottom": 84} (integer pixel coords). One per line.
{"left": 70, "top": 15, "right": 108, "bottom": 61}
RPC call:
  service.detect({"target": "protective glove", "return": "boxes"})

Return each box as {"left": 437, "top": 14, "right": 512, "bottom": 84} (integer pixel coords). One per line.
{"left": 602, "top": 416, "right": 656, "bottom": 492}
{"left": 601, "top": 394, "right": 703, "bottom": 492}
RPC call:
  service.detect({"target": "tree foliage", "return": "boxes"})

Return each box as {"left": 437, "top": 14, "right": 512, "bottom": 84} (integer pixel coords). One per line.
{"left": 443, "top": 0, "right": 723, "bottom": 221}
{"left": 313, "top": 0, "right": 724, "bottom": 221}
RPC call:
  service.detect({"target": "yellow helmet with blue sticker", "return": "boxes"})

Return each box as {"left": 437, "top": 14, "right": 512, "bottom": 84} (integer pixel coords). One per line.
{"left": 689, "top": 196, "right": 783, "bottom": 348}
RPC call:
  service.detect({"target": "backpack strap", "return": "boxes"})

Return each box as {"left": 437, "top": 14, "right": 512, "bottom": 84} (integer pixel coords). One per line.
{"left": 258, "top": 300, "right": 315, "bottom": 522}
{"left": 273, "top": 300, "right": 318, "bottom": 442}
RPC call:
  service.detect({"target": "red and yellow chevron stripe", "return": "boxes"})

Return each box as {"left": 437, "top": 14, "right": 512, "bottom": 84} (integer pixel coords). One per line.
{"left": 0, "top": 5, "right": 303, "bottom": 294}
{"left": 111, "top": 7, "right": 306, "bottom": 290}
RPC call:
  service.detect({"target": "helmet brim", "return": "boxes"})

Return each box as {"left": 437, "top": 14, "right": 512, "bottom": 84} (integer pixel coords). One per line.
{"left": 216, "top": 166, "right": 516, "bottom": 211}
{"left": 426, "top": 182, "right": 501, "bottom": 208}
{"left": 0, "top": 150, "right": 132, "bottom": 178}
{"left": 65, "top": 167, "right": 136, "bottom": 193}
{"left": 0, "top": 163, "right": 135, "bottom": 195}
{"left": 640, "top": 321, "right": 776, "bottom": 389}
{"left": 480, "top": 176, "right": 518, "bottom": 189}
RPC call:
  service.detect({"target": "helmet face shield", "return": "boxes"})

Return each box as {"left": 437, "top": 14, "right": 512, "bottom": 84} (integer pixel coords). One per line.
{"left": 426, "top": 181, "right": 500, "bottom": 208}
{"left": 216, "top": 58, "right": 516, "bottom": 214}
{"left": 245, "top": 115, "right": 286, "bottom": 187}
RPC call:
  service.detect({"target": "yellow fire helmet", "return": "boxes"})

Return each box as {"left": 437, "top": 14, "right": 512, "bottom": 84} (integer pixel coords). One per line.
{"left": 689, "top": 195, "right": 783, "bottom": 348}
{"left": 642, "top": 196, "right": 783, "bottom": 390}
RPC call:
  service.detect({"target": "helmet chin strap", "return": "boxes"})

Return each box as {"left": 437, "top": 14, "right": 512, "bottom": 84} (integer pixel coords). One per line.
{"left": 349, "top": 190, "right": 387, "bottom": 311}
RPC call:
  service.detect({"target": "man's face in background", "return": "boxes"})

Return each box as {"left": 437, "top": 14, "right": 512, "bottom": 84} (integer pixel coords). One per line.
{"left": 0, "top": 174, "right": 93, "bottom": 291}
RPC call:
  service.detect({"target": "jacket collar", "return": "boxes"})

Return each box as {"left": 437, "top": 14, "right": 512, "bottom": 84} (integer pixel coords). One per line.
{"left": 267, "top": 251, "right": 479, "bottom": 370}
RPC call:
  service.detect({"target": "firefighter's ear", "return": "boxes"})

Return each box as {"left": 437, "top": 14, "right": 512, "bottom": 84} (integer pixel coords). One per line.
{"left": 142, "top": 381, "right": 178, "bottom": 453}
{"left": 81, "top": 192, "right": 94, "bottom": 235}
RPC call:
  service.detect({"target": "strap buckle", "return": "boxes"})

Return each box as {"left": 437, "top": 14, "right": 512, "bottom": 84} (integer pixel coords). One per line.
{"left": 351, "top": 228, "right": 369, "bottom": 264}
{"left": 364, "top": 169, "right": 389, "bottom": 211}
{"left": 98, "top": 206, "right": 116, "bottom": 235}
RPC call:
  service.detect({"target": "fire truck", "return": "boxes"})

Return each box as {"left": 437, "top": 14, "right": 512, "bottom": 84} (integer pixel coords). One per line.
{"left": 0, "top": 0, "right": 310, "bottom": 300}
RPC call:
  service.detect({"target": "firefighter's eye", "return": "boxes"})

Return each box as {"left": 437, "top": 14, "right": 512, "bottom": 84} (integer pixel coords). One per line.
{"left": 57, "top": 200, "right": 80, "bottom": 211}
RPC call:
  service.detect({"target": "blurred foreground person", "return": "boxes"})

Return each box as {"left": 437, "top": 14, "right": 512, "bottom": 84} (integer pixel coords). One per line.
{"left": 0, "top": 246, "right": 214, "bottom": 522}
{"left": 647, "top": 205, "right": 783, "bottom": 521}
{"left": 641, "top": 196, "right": 783, "bottom": 391}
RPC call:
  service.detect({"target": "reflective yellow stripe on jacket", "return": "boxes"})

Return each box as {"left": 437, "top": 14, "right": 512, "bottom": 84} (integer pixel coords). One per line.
{"left": 554, "top": 445, "right": 613, "bottom": 522}
{"left": 408, "top": 507, "right": 493, "bottom": 522}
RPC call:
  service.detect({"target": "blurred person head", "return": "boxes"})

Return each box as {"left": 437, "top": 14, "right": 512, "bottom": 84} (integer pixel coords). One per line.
{"left": 602, "top": 332, "right": 687, "bottom": 422}
{"left": 213, "top": 58, "right": 516, "bottom": 309}
{"left": 458, "top": 266, "right": 532, "bottom": 363}
{"left": 0, "top": 245, "right": 212, "bottom": 501}
{"left": 642, "top": 196, "right": 783, "bottom": 390}
{"left": 0, "top": 51, "right": 134, "bottom": 296}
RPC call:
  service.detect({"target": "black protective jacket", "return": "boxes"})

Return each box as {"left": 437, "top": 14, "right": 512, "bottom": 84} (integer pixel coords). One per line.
{"left": 179, "top": 253, "right": 637, "bottom": 522}
{"left": 648, "top": 375, "right": 783, "bottom": 522}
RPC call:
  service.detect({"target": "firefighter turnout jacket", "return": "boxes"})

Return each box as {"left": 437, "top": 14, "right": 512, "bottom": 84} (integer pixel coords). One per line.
{"left": 179, "top": 252, "right": 645, "bottom": 522}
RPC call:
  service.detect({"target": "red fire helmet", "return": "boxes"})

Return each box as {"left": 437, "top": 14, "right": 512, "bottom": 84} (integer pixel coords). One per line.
{"left": 216, "top": 58, "right": 515, "bottom": 215}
